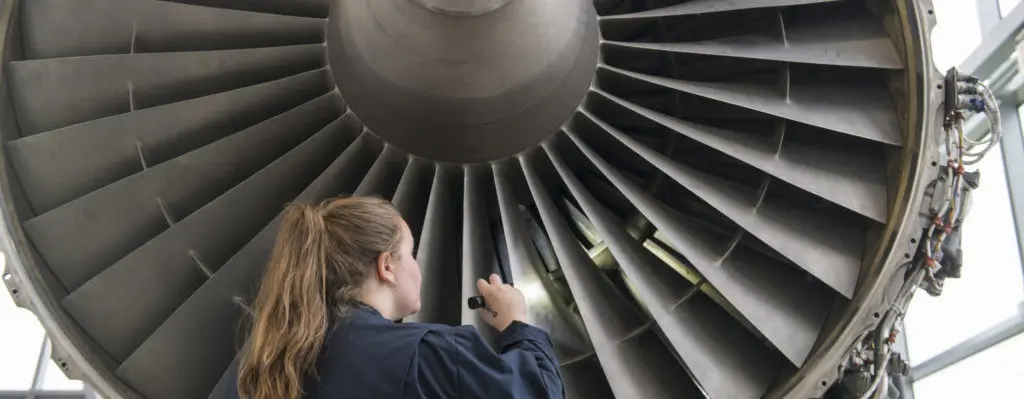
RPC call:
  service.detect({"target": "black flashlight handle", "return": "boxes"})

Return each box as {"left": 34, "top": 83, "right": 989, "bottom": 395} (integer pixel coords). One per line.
{"left": 467, "top": 295, "right": 486, "bottom": 310}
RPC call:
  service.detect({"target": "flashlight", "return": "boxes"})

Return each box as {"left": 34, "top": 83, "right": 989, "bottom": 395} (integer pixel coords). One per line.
{"left": 467, "top": 295, "right": 486, "bottom": 310}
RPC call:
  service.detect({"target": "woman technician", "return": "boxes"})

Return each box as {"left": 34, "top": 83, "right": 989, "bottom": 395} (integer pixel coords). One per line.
{"left": 234, "top": 196, "right": 565, "bottom": 399}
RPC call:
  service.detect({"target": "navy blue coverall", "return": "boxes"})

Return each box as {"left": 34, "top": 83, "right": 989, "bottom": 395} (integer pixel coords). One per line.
{"left": 231, "top": 303, "right": 565, "bottom": 398}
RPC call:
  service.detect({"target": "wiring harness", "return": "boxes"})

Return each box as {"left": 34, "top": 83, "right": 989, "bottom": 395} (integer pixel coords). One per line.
{"left": 919, "top": 69, "right": 998, "bottom": 296}
{"left": 832, "top": 68, "right": 1002, "bottom": 399}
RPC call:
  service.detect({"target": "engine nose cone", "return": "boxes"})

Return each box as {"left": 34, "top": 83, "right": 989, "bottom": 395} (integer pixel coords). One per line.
{"left": 412, "top": 0, "right": 514, "bottom": 15}
{"left": 327, "top": 0, "right": 599, "bottom": 162}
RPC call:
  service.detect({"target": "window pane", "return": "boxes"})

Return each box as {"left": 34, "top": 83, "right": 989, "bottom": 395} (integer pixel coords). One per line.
{"left": 905, "top": 140, "right": 1024, "bottom": 362}
{"left": 931, "top": 0, "right": 983, "bottom": 70}
{"left": 1000, "top": 0, "right": 1021, "bottom": 17}
{"left": 914, "top": 331, "right": 1024, "bottom": 398}
{"left": 0, "top": 255, "right": 47, "bottom": 390}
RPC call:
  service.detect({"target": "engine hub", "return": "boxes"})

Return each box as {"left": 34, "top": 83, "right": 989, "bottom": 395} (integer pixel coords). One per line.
{"left": 327, "top": 0, "right": 600, "bottom": 162}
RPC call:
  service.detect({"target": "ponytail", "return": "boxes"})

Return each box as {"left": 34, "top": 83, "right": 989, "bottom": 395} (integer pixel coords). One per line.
{"left": 238, "top": 204, "right": 332, "bottom": 399}
{"left": 238, "top": 197, "right": 402, "bottom": 399}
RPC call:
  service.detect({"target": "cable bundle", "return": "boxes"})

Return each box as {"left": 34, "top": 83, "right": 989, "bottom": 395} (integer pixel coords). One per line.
{"left": 954, "top": 76, "right": 1002, "bottom": 165}
{"left": 846, "top": 69, "right": 1003, "bottom": 399}
{"left": 922, "top": 71, "right": 999, "bottom": 294}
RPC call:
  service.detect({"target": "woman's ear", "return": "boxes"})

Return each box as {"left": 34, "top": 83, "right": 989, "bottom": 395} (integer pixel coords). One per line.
{"left": 376, "top": 252, "right": 395, "bottom": 285}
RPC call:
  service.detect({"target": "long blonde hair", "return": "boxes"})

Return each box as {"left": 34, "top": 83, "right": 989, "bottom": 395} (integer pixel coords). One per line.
{"left": 238, "top": 197, "right": 403, "bottom": 399}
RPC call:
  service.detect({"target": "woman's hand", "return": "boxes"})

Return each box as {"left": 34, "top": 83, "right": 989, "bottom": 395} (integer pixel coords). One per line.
{"left": 476, "top": 274, "right": 527, "bottom": 332}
